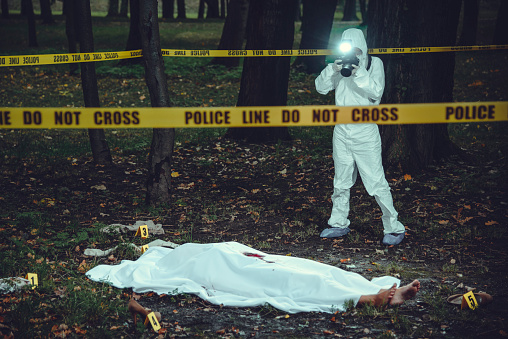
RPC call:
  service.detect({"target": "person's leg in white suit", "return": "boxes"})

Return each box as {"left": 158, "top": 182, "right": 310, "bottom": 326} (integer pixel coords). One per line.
{"left": 353, "top": 128, "right": 405, "bottom": 245}
{"left": 321, "top": 128, "right": 356, "bottom": 238}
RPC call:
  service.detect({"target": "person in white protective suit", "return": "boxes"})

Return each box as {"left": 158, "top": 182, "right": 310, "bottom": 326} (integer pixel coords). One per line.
{"left": 315, "top": 28, "right": 406, "bottom": 245}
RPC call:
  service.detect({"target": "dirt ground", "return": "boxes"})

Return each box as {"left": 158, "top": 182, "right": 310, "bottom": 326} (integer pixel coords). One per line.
{"left": 81, "top": 137, "right": 506, "bottom": 338}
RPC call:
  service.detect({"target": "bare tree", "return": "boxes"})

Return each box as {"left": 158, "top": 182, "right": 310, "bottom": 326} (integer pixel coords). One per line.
{"left": 64, "top": 0, "right": 79, "bottom": 73}
{"left": 177, "top": 0, "right": 186, "bottom": 19}
{"left": 225, "top": 0, "right": 297, "bottom": 143}
{"left": 368, "top": 0, "right": 462, "bottom": 171}
{"left": 140, "top": 0, "right": 176, "bottom": 206}
{"left": 458, "top": 0, "right": 479, "bottom": 45}
{"left": 162, "top": 0, "right": 174, "bottom": 19}
{"left": 120, "top": 0, "right": 142, "bottom": 65}
{"left": 220, "top": 0, "right": 226, "bottom": 18}
{"left": 342, "top": 0, "right": 358, "bottom": 21}
{"left": 21, "top": 0, "right": 38, "bottom": 47}
{"left": 39, "top": 0, "right": 54, "bottom": 24}
{"left": 107, "top": 0, "right": 119, "bottom": 17}
{"left": 294, "top": 0, "right": 338, "bottom": 74}
{"left": 199, "top": 0, "right": 220, "bottom": 19}
{"left": 493, "top": 0, "right": 508, "bottom": 44}
{"left": 75, "top": 0, "right": 113, "bottom": 165}
{"left": 120, "top": 0, "right": 129, "bottom": 17}
{"left": 210, "top": 0, "right": 249, "bottom": 68}
{"left": 1, "top": 0, "right": 9, "bottom": 18}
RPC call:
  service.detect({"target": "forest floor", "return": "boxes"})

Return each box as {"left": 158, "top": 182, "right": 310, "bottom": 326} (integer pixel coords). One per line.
{"left": 1, "top": 13, "right": 508, "bottom": 339}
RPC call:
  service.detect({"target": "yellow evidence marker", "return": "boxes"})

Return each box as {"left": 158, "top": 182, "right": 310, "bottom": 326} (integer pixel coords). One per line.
{"left": 461, "top": 291, "right": 478, "bottom": 310}
{"left": 135, "top": 225, "right": 149, "bottom": 239}
{"left": 26, "top": 273, "right": 38, "bottom": 289}
{"left": 144, "top": 311, "right": 161, "bottom": 331}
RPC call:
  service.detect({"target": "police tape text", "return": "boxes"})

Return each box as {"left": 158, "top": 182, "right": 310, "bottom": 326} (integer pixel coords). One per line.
{"left": 0, "top": 111, "right": 11, "bottom": 125}
{"left": 445, "top": 105, "right": 495, "bottom": 120}
{"left": 185, "top": 110, "right": 231, "bottom": 125}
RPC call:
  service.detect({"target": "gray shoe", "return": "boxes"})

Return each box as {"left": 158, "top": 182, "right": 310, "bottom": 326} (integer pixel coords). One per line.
{"left": 382, "top": 232, "right": 405, "bottom": 245}
{"left": 320, "top": 227, "right": 351, "bottom": 238}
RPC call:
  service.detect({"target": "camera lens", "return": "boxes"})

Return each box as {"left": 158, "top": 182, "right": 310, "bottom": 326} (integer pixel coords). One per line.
{"left": 341, "top": 66, "right": 353, "bottom": 77}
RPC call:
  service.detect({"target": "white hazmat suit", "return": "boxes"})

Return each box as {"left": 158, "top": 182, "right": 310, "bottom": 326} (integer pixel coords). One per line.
{"left": 315, "top": 28, "right": 405, "bottom": 245}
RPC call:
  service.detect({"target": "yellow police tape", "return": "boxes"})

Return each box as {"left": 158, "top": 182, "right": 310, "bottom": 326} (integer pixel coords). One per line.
{"left": 1, "top": 102, "right": 506, "bottom": 129}
{"left": 1, "top": 44, "right": 507, "bottom": 67}
{"left": 0, "top": 50, "right": 142, "bottom": 67}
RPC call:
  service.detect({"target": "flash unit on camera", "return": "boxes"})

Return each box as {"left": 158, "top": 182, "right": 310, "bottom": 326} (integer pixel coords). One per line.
{"left": 338, "top": 40, "right": 353, "bottom": 54}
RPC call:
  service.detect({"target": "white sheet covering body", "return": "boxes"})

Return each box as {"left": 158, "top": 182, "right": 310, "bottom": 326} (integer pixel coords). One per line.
{"left": 86, "top": 242, "right": 400, "bottom": 313}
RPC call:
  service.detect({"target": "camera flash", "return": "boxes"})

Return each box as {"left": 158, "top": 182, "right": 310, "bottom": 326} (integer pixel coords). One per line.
{"left": 339, "top": 41, "right": 352, "bottom": 53}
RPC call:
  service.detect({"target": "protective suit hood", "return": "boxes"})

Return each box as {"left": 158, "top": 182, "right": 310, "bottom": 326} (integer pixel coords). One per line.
{"left": 340, "top": 28, "right": 368, "bottom": 68}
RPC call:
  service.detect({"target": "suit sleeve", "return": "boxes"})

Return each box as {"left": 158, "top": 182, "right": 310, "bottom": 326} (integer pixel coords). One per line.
{"left": 352, "top": 57, "right": 385, "bottom": 102}
{"left": 315, "top": 64, "right": 342, "bottom": 95}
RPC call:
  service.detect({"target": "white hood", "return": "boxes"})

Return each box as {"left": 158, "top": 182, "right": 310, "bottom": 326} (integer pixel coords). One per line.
{"left": 340, "top": 28, "right": 368, "bottom": 68}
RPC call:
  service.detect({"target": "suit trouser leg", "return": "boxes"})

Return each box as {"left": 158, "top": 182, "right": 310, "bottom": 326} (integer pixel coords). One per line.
{"left": 328, "top": 129, "right": 357, "bottom": 228}
{"left": 353, "top": 130, "right": 405, "bottom": 235}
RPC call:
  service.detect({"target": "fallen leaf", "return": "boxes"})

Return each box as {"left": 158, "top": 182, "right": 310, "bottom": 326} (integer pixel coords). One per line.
{"left": 485, "top": 220, "right": 499, "bottom": 226}
{"left": 77, "top": 260, "right": 88, "bottom": 273}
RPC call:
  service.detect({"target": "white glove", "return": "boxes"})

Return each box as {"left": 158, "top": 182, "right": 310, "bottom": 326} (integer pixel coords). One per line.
{"left": 332, "top": 59, "right": 342, "bottom": 73}
{"left": 351, "top": 64, "right": 359, "bottom": 76}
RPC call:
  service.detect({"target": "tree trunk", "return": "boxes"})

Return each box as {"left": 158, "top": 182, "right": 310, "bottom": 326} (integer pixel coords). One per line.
{"left": 206, "top": 0, "right": 220, "bottom": 18}
{"left": 120, "top": 0, "right": 142, "bottom": 65}
{"left": 342, "top": 0, "right": 358, "bottom": 21}
{"left": 162, "top": 0, "right": 174, "bottom": 19}
{"left": 210, "top": 0, "right": 249, "bottom": 68}
{"left": 198, "top": 0, "right": 205, "bottom": 18}
{"left": 64, "top": 0, "right": 79, "bottom": 74}
{"left": 75, "top": 0, "right": 113, "bottom": 165}
{"left": 120, "top": 0, "right": 129, "bottom": 17}
{"left": 493, "top": 0, "right": 508, "bottom": 44}
{"left": 1, "top": 0, "right": 9, "bottom": 19}
{"left": 295, "top": 0, "right": 301, "bottom": 20}
{"left": 177, "top": 0, "right": 186, "bottom": 19}
{"left": 367, "top": 0, "right": 462, "bottom": 172}
{"left": 39, "top": 0, "right": 54, "bottom": 24}
{"left": 22, "top": 0, "right": 38, "bottom": 47}
{"left": 220, "top": 0, "right": 226, "bottom": 18}
{"left": 107, "top": 0, "right": 119, "bottom": 17}
{"left": 359, "top": 0, "right": 367, "bottom": 24}
{"left": 294, "top": 0, "right": 337, "bottom": 74}
{"left": 458, "top": 0, "right": 478, "bottom": 45}
{"left": 140, "top": 0, "right": 175, "bottom": 206}
{"left": 225, "top": 0, "right": 297, "bottom": 143}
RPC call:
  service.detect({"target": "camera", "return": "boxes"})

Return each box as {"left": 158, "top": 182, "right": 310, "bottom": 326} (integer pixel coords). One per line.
{"left": 336, "top": 39, "right": 359, "bottom": 77}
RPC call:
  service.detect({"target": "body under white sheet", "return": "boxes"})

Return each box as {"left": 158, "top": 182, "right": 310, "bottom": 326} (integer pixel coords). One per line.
{"left": 86, "top": 241, "right": 400, "bottom": 313}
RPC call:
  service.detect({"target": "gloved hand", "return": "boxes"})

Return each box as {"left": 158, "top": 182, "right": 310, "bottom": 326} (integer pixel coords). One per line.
{"left": 351, "top": 64, "right": 359, "bottom": 76}
{"left": 332, "top": 59, "right": 342, "bottom": 73}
